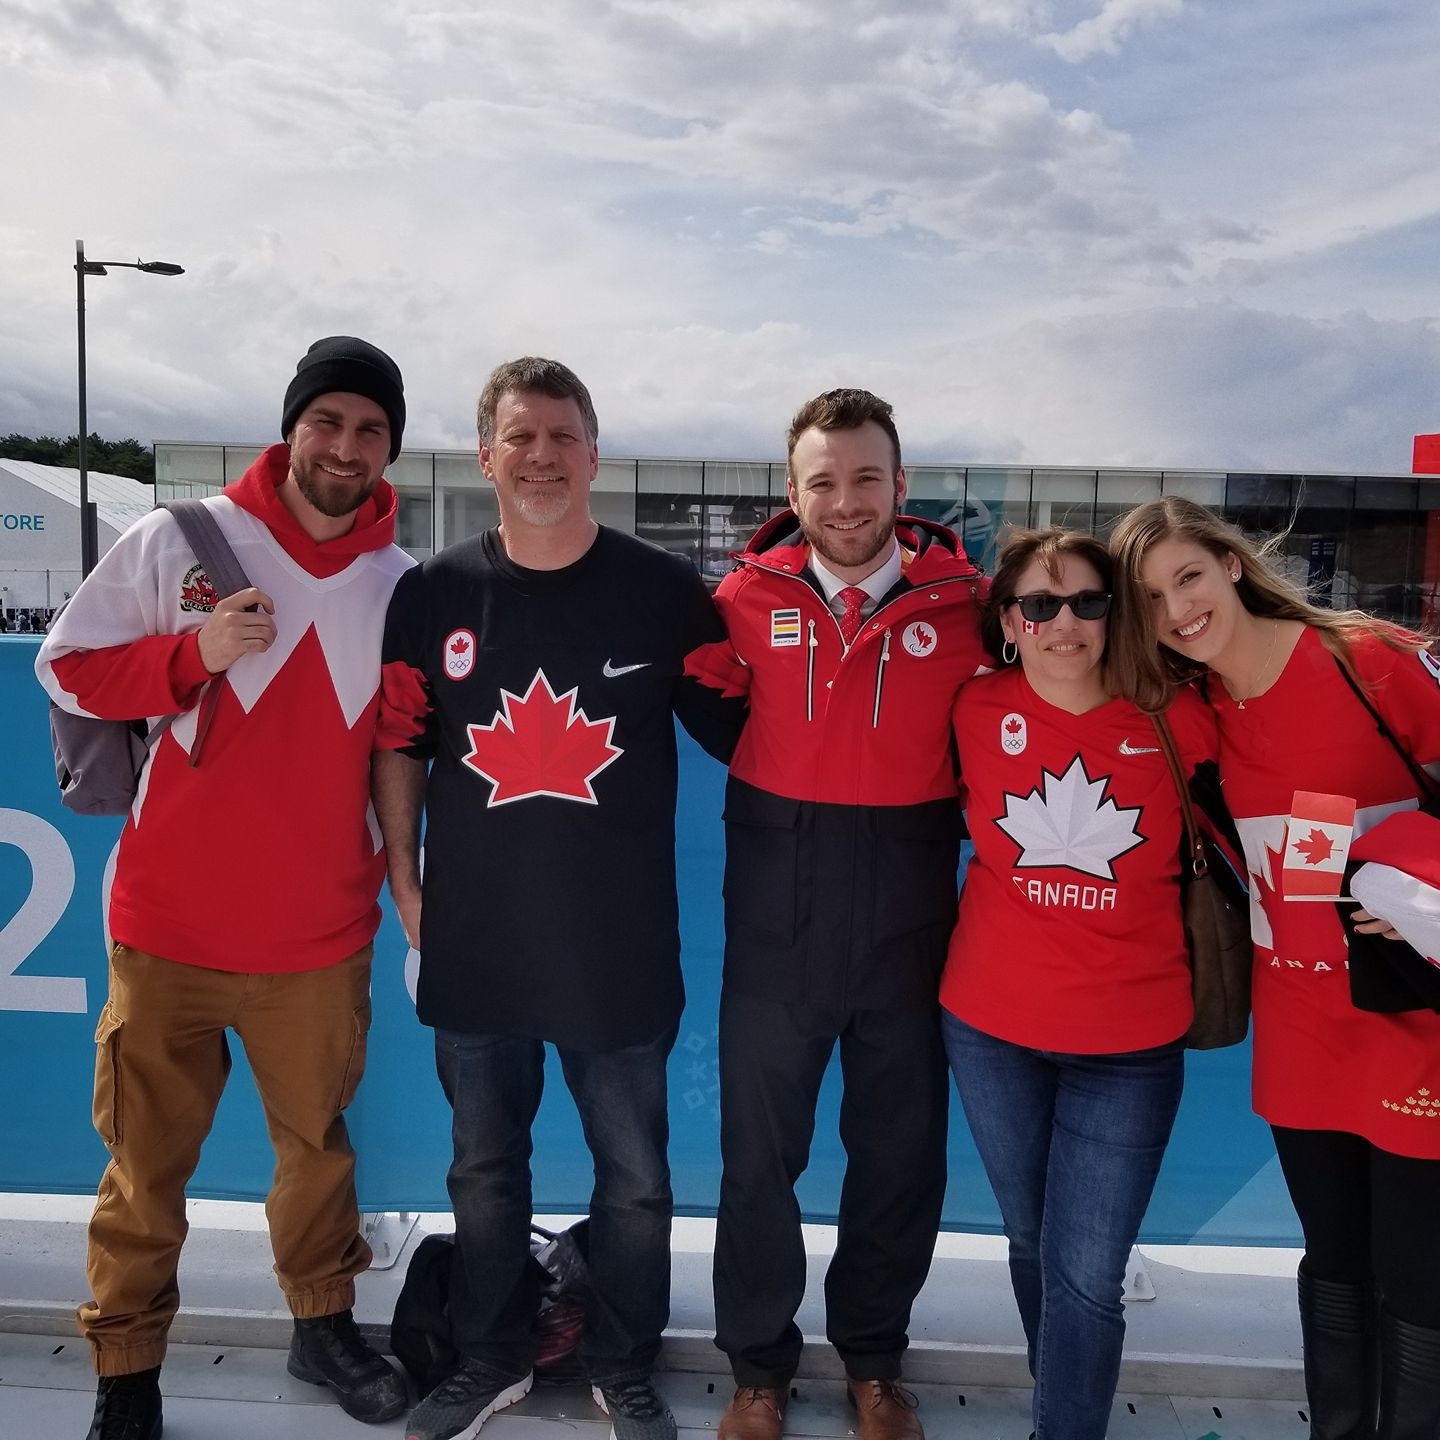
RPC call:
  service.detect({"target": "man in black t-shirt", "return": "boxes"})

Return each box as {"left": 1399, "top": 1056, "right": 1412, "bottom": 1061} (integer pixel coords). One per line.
{"left": 373, "top": 357, "right": 743, "bottom": 1440}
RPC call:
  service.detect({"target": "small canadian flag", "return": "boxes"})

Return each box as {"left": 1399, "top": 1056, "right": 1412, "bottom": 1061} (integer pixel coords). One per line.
{"left": 1283, "top": 791, "right": 1356, "bottom": 899}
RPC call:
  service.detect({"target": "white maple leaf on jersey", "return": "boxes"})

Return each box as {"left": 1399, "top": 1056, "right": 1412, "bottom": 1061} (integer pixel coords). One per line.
{"left": 997, "top": 757, "right": 1145, "bottom": 880}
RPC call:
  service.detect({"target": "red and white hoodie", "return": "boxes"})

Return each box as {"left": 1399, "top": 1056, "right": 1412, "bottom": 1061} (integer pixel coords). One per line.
{"left": 36, "top": 444, "right": 414, "bottom": 973}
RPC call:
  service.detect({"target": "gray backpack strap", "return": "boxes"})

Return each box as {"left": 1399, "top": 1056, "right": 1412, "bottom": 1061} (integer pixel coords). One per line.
{"left": 157, "top": 499, "right": 254, "bottom": 768}
{"left": 159, "top": 499, "right": 252, "bottom": 599}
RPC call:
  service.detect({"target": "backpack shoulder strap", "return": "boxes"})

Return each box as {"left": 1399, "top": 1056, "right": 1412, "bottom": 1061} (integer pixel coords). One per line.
{"left": 159, "top": 499, "right": 252, "bottom": 599}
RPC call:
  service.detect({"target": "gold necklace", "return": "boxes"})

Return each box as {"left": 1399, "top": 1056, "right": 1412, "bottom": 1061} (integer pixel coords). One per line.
{"left": 1233, "top": 620, "right": 1279, "bottom": 710}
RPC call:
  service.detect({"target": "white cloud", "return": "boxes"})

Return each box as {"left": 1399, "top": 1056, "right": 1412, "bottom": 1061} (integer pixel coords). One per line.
{"left": 1040, "top": 0, "right": 1186, "bottom": 63}
{"left": 0, "top": 0, "right": 1437, "bottom": 481}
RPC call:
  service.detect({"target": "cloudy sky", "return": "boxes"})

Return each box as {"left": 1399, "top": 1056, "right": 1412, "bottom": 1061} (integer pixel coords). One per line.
{"left": 3, "top": 0, "right": 1438, "bottom": 471}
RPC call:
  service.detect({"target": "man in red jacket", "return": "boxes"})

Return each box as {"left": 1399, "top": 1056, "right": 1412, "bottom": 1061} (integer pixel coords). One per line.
{"left": 692, "top": 390, "right": 988, "bottom": 1440}
{"left": 36, "top": 337, "right": 414, "bottom": 1439}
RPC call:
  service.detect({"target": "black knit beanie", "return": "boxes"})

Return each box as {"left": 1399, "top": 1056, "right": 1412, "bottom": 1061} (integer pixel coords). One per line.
{"left": 281, "top": 336, "right": 406, "bottom": 462}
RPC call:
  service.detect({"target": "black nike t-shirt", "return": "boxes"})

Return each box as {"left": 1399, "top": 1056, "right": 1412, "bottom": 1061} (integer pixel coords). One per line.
{"left": 379, "top": 526, "right": 733, "bottom": 1049}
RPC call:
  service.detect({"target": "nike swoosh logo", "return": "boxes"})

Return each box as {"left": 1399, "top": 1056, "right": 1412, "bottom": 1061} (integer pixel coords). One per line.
{"left": 1118, "top": 738, "right": 1160, "bottom": 755}
{"left": 602, "top": 659, "right": 651, "bottom": 678}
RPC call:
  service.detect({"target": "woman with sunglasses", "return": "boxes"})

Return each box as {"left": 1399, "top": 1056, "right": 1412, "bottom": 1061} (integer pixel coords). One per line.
{"left": 940, "top": 527, "right": 1225, "bottom": 1440}
{"left": 1109, "top": 496, "right": 1440, "bottom": 1440}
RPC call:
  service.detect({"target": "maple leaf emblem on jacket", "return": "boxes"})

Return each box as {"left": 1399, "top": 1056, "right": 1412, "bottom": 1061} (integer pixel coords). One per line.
{"left": 462, "top": 669, "right": 623, "bottom": 807}
{"left": 997, "top": 756, "right": 1145, "bottom": 880}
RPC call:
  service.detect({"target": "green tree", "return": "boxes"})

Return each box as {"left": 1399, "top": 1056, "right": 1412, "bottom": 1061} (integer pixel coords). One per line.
{"left": 0, "top": 433, "right": 154, "bottom": 483}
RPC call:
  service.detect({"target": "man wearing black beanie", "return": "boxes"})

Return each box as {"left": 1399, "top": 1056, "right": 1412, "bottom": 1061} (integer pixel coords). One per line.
{"left": 38, "top": 336, "right": 414, "bottom": 1438}
{"left": 282, "top": 335, "right": 407, "bottom": 464}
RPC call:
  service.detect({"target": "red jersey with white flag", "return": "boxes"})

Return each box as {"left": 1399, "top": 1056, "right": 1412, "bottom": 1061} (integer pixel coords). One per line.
{"left": 1215, "top": 625, "right": 1440, "bottom": 1158}
{"left": 940, "top": 668, "right": 1218, "bottom": 1053}
{"left": 35, "top": 445, "right": 414, "bottom": 973}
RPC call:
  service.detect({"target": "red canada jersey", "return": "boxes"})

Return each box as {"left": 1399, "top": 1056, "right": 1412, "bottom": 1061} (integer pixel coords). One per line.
{"left": 1215, "top": 626, "right": 1440, "bottom": 1158}
{"left": 941, "top": 669, "right": 1218, "bottom": 1054}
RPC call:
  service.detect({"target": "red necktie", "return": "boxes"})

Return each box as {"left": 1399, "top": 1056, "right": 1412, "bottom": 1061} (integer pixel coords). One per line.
{"left": 837, "top": 586, "right": 868, "bottom": 645}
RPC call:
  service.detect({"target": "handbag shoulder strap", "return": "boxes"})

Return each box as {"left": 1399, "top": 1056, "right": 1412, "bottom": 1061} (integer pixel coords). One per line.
{"left": 1151, "top": 710, "right": 1207, "bottom": 878}
{"left": 159, "top": 499, "right": 252, "bottom": 599}
{"left": 1330, "top": 645, "right": 1436, "bottom": 800}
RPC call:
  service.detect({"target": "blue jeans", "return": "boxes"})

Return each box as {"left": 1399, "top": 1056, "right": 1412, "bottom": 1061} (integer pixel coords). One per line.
{"left": 434, "top": 1026, "right": 676, "bottom": 1384}
{"left": 942, "top": 1013, "right": 1184, "bottom": 1440}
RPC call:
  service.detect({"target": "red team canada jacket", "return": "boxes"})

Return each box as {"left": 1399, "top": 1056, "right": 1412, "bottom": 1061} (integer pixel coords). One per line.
{"left": 686, "top": 512, "right": 988, "bottom": 1010}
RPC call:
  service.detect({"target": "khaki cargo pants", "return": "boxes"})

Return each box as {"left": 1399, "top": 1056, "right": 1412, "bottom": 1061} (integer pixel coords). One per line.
{"left": 80, "top": 942, "right": 375, "bottom": 1376}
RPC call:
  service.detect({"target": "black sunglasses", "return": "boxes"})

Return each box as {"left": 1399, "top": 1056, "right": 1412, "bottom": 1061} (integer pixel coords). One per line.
{"left": 1005, "top": 590, "right": 1112, "bottom": 623}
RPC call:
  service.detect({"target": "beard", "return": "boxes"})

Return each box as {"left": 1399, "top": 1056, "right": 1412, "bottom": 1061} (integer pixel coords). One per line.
{"left": 799, "top": 495, "right": 901, "bottom": 573}
{"left": 509, "top": 479, "right": 573, "bottom": 528}
{"left": 290, "top": 450, "right": 379, "bottom": 519}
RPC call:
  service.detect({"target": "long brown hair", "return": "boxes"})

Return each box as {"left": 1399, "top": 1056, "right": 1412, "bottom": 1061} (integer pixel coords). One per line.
{"left": 1107, "top": 495, "right": 1423, "bottom": 711}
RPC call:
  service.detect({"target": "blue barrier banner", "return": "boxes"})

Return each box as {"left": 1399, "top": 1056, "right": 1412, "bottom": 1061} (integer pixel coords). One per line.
{"left": 0, "top": 635, "right": 1291, "bottom": 1242}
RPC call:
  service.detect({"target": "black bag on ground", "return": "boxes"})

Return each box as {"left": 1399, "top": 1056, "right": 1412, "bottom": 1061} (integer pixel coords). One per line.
{"left": 389, "top": 1220, "right": 591, "bottom": 1400}
{"left": 389, "top": 1231, "right": 460, "bottom": 1400}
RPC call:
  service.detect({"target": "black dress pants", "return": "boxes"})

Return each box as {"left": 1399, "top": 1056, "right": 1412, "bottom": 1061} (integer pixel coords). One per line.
{"left": 712, "top": 989, "right": 950, "bottom": 1386}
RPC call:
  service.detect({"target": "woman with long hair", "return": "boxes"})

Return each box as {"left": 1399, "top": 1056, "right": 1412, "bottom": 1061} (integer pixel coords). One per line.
{"left": 1110, "top": 495, "right": 1440, "bottom": 1440}
{"left": 941, "top": 526, "right": 1227, "bottom": 1440}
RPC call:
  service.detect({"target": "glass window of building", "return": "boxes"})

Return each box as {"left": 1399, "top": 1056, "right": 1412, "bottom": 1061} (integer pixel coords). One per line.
{"left": 387, "top": 453, "right": 436, "bottom": 560}
{"left": 1288, "top": 475, "right": 1356, "bottom": 608}
{"left": 637, "top": 460, "right": 706, "bottom": 568}
{"left": 964, "top": 468, "right": 1032, "bottom": 568}
{"left": 696, "top": 462, "right": 771, "bottom": 577}
{"left": 1161, "top": 471, "right": 1227, "bottom": 506}
{"left": 1097, "top": 471, "right": 1162, "bottom": 536}
{"left": 148, "top": 443, "right": 1437, "bottom": 614}
{"left": 437, "top": 452, "right": 495, "bottom": 547}
{"left": 154, "top": 443, "right": 225, "bottom": 501}
{"left": 223, "top": 446, "right": 264, "bottom": 483}
{"left": 592, "top": 457, "right": 638, "bottom": 537}
{"left": 1031, "top": 468, "right": 1096, "bottom": 532}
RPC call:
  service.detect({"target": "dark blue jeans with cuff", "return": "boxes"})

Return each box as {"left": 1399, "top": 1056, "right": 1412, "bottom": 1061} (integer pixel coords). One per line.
{"left": 435, "top": 1025, "right": 677, "bottom": 1386}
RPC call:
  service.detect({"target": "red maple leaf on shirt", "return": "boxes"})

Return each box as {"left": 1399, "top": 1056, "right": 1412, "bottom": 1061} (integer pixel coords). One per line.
{"left": 1004, "top": 717, "right": 1022, "bottom": 735}
{"left": 462, "top": 670, "right": 623, "bottom": 807}
{"left": 450, "top": 634, "right": 471, "bottom": 656}
{"left": 1293, "top": 828, "right": 1336, "bottom": 866}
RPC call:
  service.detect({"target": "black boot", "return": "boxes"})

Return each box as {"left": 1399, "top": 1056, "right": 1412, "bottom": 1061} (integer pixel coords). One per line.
{"left": 86, "top": 1366, "right": 162, "bottom": 1440}
{"left": 288, "top": 1309, "right": 407, "bottom": 1423}
{"left": 1377, "top": 1308, "right": 1440, "bottom": 1440}
{"left": 1298, "top": 1263, "right": 1378, "bottom": 1440}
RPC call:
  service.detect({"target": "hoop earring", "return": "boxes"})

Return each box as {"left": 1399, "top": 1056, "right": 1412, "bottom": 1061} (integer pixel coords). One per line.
{"left": 1002, "top": 639, "right": 1018, "bottom": 665}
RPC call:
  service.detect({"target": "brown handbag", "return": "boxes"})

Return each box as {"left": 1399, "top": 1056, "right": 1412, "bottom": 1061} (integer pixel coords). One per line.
{"left": 1151, "top": 713, "right": 1253, "bottom": 1049}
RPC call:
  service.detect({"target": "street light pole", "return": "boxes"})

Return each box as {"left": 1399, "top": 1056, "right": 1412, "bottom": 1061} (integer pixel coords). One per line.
{"left": 74, "top": 240, "right": 184, "bottom": 579}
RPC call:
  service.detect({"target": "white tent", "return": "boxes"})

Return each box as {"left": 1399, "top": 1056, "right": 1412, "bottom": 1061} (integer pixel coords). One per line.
{"left": 0, "top": 459, "right": 154, "bottom": 616}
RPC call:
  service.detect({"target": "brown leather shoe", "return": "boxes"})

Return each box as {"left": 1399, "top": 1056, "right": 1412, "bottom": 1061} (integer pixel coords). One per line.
{"left": 718, "top": 1385, "right": 787, "bottom": 1440}
{"left": 846, "top": 1379, "right": 924, "bottom": 1440}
